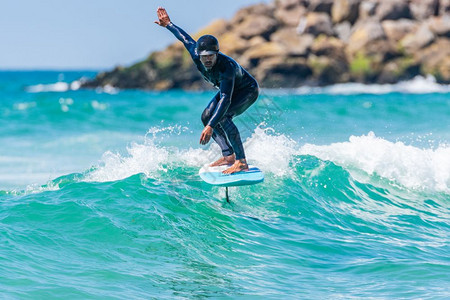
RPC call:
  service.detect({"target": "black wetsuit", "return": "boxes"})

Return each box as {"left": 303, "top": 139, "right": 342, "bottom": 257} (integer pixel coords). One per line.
{"left": 167, "top": 22, "right": 259, "bottom": 160}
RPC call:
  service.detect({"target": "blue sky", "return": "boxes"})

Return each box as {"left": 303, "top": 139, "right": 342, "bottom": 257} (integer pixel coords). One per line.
{"left": 0, "top": 0, "right": 269, "bottom": 70}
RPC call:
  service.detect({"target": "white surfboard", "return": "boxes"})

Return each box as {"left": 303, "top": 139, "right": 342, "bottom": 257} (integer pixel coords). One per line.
{"left": 199, "top": 164, "right": 264, "bottom": 187}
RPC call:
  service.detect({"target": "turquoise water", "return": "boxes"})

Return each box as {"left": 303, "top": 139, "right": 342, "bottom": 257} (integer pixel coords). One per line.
{"left": 1, "top": 71, "right": 449, "bottom": 298}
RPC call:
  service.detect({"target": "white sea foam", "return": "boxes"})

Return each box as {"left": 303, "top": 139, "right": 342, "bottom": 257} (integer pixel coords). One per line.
{"left": 300, "top": 132, "right": 450, "bottom": 193}
{"left": 59, "top": 97, "right": 74, "bottom": 112}
{"left": 84, "top": 125, "right": 450, "bottom": 193}
{"left": 94, "top": 84, "right": 119, "bottom": 95}
{"left": 26, "top": 80, "right": 82, "bottom": 93}
{"left": 13, "top": 102, "right": 37, "bottom": 110}
{"left": 290, "top": 75, "right": 450, "bottom": 95}
{"left": 85, "top": 142, "right": 170, "bottom": 182}
{"left": 91, "top": 100, "right": 108, "bottom": 110}
{"left": 179, "top": 125, "right": 299, "bottom": 177}
{"left": 70, "top": 80, "right": 81, "bottom": 90}
{"left": 26, "top": 82, "right": 70, "bottom": 93}
{"left": 101, "top": 84, "right": 119, "bottom": 94}
{"left": 85, "top": 126, "right": 188, "bottom": 182}
{"left": 86, "top": 124, "right": 300, "bottom": 183}
{"left": 244, "top": 126, "right": 298, "bottom": 176}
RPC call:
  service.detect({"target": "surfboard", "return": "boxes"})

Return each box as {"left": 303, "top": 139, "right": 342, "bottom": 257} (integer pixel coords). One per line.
{"left": 199, "top": 164, "right": 264, "bottom": 187}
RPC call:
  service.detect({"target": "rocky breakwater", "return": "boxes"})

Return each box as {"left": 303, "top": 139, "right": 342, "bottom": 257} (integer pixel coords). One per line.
{"left": 83, "top": 0, "right": 450, "bottom": 90}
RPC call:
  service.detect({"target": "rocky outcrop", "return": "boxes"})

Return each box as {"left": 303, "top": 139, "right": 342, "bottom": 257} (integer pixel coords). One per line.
{"left": 83, "top": 0, "right": 450, "bottom": 90}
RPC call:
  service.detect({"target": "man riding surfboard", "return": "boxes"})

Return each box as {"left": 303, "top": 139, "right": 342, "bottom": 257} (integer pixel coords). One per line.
{"left": 155, "top": 7, "right": 259, "bottom": 174}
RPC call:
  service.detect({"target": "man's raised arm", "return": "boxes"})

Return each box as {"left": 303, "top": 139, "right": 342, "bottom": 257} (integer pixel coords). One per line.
{"left": 155, "top": 7, "right": 197, "bottom": 58}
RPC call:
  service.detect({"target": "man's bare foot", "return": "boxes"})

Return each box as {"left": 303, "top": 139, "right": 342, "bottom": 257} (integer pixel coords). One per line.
{"left": 223, "top": 159, "right": 249, "bottom": 174}
{"left": 210, "top": 154, "right": 235, "bottom": 167}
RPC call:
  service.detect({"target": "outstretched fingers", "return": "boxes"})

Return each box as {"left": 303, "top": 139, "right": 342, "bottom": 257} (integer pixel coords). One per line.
{"left": 155, "top": 7, "right": 170, "bottom": 27}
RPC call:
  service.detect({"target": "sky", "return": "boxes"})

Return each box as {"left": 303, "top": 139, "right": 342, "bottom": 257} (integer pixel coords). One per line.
{"left": 0, "top": 0, "right": 269, "bottom": 70}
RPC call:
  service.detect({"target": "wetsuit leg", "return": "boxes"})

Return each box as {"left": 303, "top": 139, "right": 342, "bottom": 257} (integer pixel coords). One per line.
{"left": 219, "top": 85, "right": 259, "bottom": 160}
{"left": 219, "top": 116, "right": 245, "bottom": 160}
{"left": 227, "top": 83, "right": 259, "bottom": 117}
{"left": 201, "top": 93, "right": 234, "bottom": 157}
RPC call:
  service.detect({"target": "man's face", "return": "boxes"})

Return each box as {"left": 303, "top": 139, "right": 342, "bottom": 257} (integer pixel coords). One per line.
{"left": 200, "top": 53, "right": 217, "bottom": 69}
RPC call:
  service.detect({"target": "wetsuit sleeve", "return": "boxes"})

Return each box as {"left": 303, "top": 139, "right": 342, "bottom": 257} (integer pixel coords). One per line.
{"left": 207, "top": 66, "right": 236, "bottom": 128}
{"left": 166, "top": 23, "right": 197, "bottom": 59}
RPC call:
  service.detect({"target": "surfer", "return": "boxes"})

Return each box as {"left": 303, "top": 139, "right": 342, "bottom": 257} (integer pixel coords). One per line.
{"left": 155, "top": 7, "right": 259, "bottom": 174}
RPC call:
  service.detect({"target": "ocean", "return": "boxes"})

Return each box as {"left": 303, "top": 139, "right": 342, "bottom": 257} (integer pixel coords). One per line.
{"left": 0, "top": 71, "right": 449, "bottom": 299}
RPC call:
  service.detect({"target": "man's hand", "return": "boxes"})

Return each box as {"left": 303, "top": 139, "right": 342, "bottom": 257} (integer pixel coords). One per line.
{"left": 200, "top": 125, "right": 213, "bottom": 145}
{"left": 155, "top": 7, "right": 171, "bottom": 27}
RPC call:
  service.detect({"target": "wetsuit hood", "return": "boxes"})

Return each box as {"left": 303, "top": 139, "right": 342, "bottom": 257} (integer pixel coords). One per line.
{"left": 197, "top": 35, "right": 219, "bottom": 55}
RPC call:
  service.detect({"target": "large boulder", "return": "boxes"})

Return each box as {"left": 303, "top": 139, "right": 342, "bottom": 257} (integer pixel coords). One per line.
{"left": 274, "top": 0, "right": 308, "bottom": 27}
{"left": 409, "top": 0, "right": 439, "bottom": 20}
{"left": 254, "top": 56, "right": 313, "bottom": 87}
{"left": 308, "top": 0, "right": 334, "bottom": 14}
{"left": 334, "top": 21, "right": 352, "bottom": 42}
{"left": 415, "top": 38, "right": 450, "bottom": 82}
{"left": 347, "top": 23, "right": 398, "bottom": 83}
{"left": 400, "top": 23, "right": 435, "bottom": 54}
{"left": 439, "top": 0, "right": 450, "bottom": 15}
{"left": 270, "top": 28, "right": 314, "bottom": 56}
{"left": 376, "top": 0, "right": 412, "bottom": 21}
{"left": 426, "top": 15, "right": 450, "bottom": 37}
{"left": 347, "top": 19, "right": 386, "bottom": 55}
{"left": 298, "top": 13, "right": 334, "bottom": 36}
{"left": 332, "top": 0, "right": 361, "bottom": 24}
{"left": 436, "top": 56, "right": 450, "bottom": 83}
{"left": 276, "top": 0, "right": 301, "bottom": 8}
{"left": 307, "top": 55, "right": 350, "bottom": 85}
{"left": 241, "top": 42, "right": 287, "bottom": 68}
{"left": 219, "top": 32, "right": 249, "bottom": 56}
{"left": 377, "top": 57, "right": 420, "bottom": 83}
{"left": 381, "top": 19, "right": 417, "bottom": 42}
{"left": 231, "top": 3, "right": 275, "bottom": 24}
{"left": 309, "top": 36, "right": 349, "bottom": 84}
{"left": 248, "top": 36, "right": 267, "bottom": 48}
{"left": 311, "top": 35, "right": 347, "bottom": 59}
{"left": 234, "top": 15, "right": 279, "bottom": 40}
{"left": 243, "top": 42, "right": 286, "bottom": 59}
{"left": 359, "top": 0, "right": 379, "bottom": 20}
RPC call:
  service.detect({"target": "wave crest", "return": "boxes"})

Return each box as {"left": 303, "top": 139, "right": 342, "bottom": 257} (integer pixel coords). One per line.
{"left": 300, "top": 132, "right": 450, "bottom": 193}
